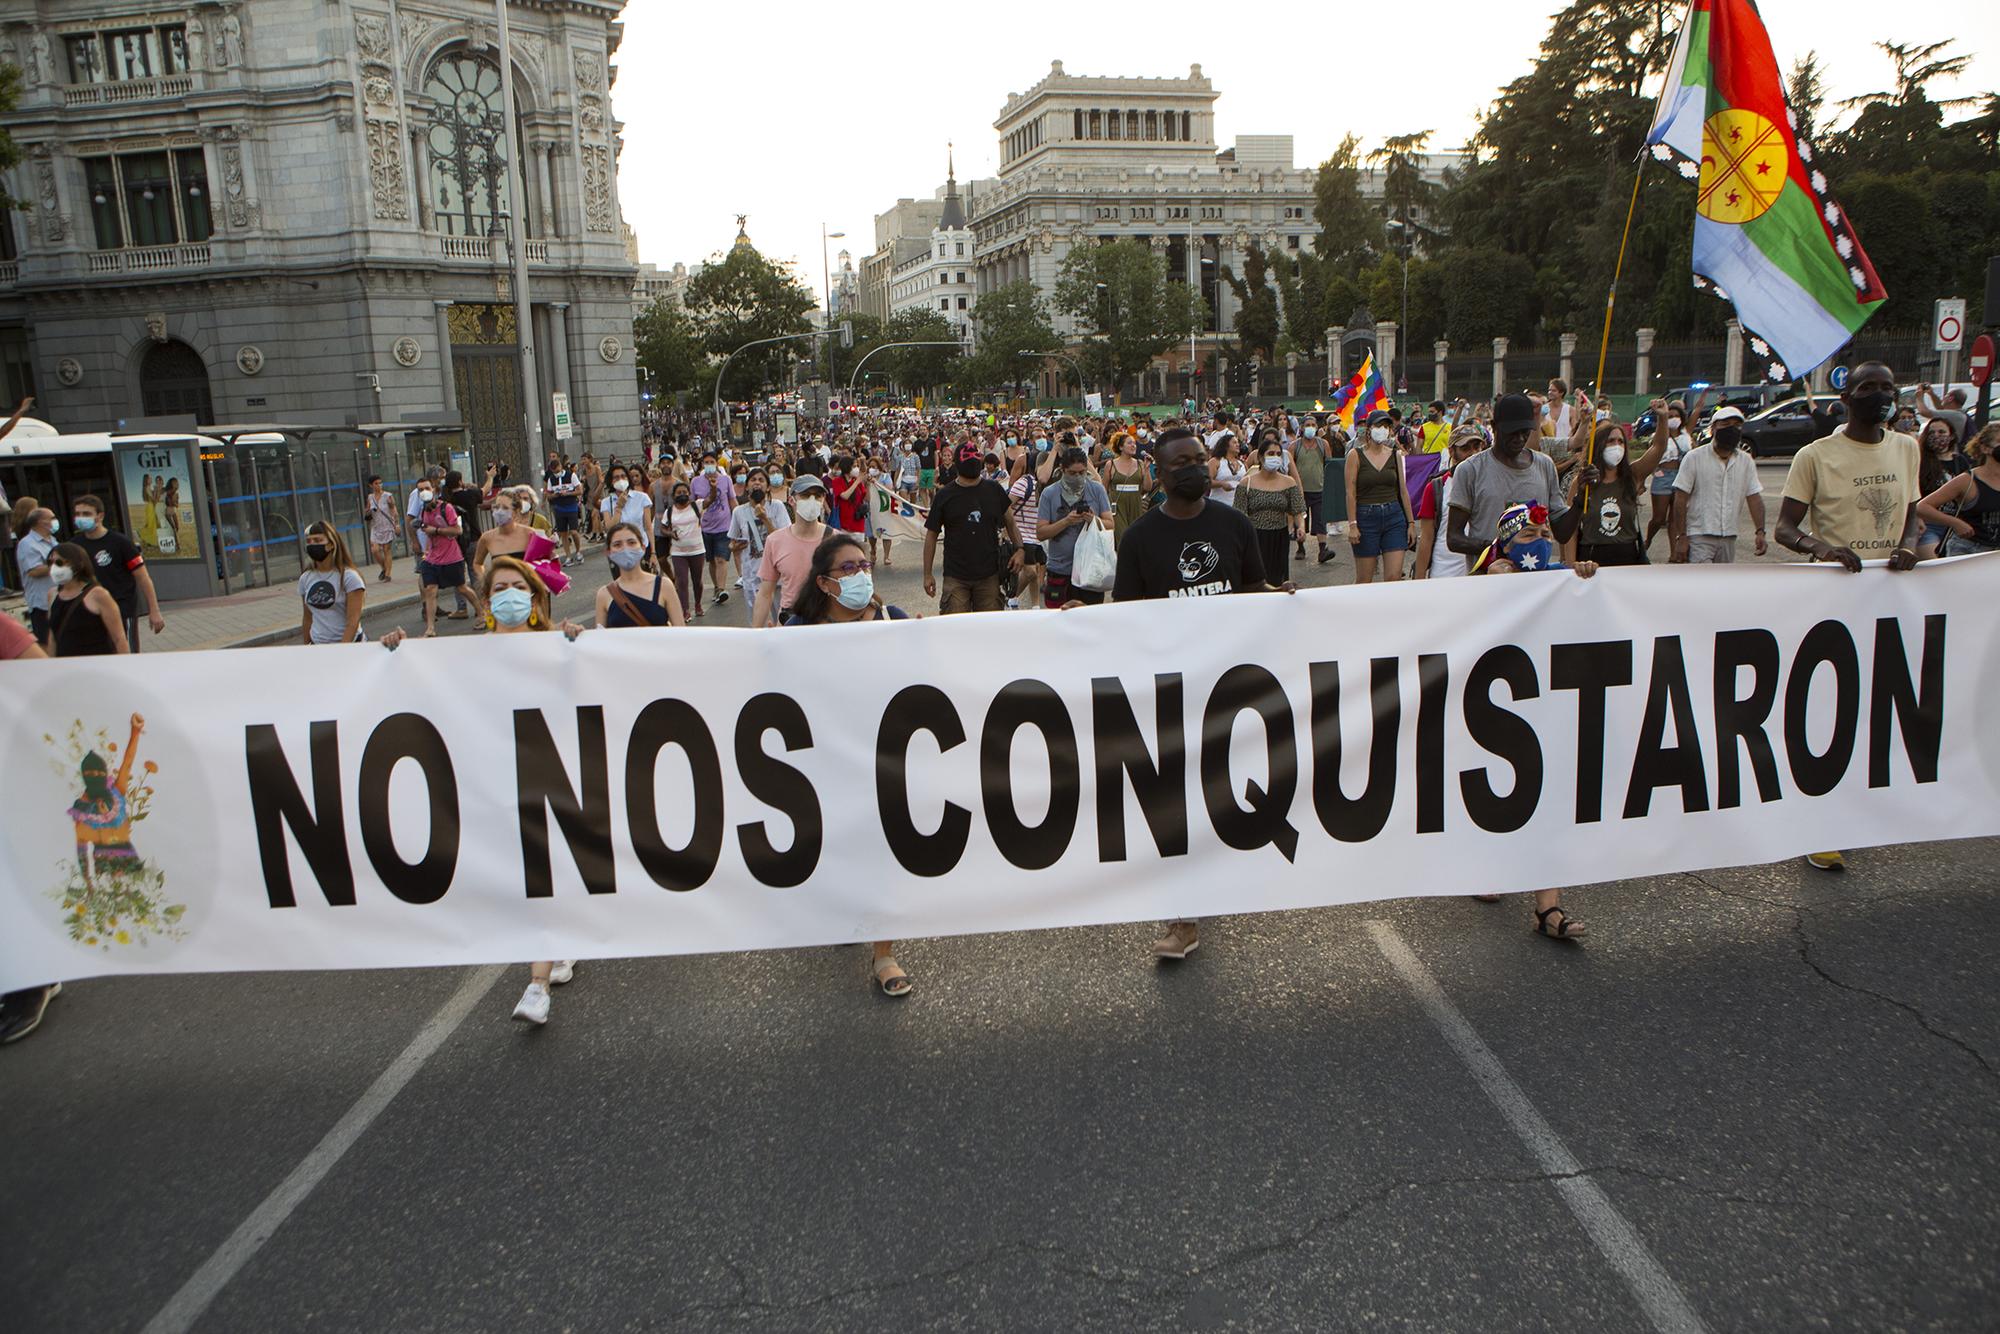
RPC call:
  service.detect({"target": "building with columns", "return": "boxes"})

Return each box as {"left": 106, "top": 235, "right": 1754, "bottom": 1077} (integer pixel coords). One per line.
{"left": 970, "top": 61, "right": 1322, "bottom": 398}
{"left": 887, "top": 149, "right": 978, "bottom": 342}
{"left": 0, "top": 0, "right": 637, "bottom": 475}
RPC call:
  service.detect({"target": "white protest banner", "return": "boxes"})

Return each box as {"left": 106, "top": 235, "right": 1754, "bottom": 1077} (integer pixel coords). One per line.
{"left": 3, "top": 558, "right": 1995, "bottom": 991}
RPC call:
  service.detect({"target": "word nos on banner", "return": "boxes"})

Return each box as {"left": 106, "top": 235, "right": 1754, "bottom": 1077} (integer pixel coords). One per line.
{"left": 1, "top": 559, "right": 1996, "bottom": 990}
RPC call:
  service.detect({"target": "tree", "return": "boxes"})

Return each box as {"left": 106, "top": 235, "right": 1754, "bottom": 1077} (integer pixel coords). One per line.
{"left": 1370, "top": 131, "right": 1440, "bottom": 245}
{"left": 1310, "top": 133, "right": 1380, "bottom": 277}
{"left": 1053, "top": 239, "right": 1207, "bottom": 394}
{"left": 1787, "top": 51, "right": 1828, "bottom": 146}
{"left": 632, "top": 299, "right": 711, "bottom": 400}
{"left": 823, "top": 311, "right": 885, "bottom": 395}
{"left": 682, "top": 242, "right": 817, "bottom": 401}
{"left": 964, "top": 280, "right": 1059, "bottom": 391}
{"left": 1220, "top": 244, "right": 1282, "bottom": 362}
{"left": 881, "top": 308, "right": 963, "bottom": 394}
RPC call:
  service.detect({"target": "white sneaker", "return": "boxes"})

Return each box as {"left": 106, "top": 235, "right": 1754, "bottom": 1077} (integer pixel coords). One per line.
{"left": 511, "top": 981, "right": 551, "bottom": 1025}
{"left": 549, "top": 960, "right": 575, "bottom": 985}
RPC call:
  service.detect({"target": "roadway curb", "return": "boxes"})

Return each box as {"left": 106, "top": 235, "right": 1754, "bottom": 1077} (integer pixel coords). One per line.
{"left": 223, "top": 587, "right": 428, "bottom": 650}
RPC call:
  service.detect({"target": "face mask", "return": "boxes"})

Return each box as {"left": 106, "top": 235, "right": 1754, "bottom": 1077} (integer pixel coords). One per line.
{"left": 1599, "top": 445, "right": 1625, "bottom": 468}
{"left": 868, "top": 468, "right": 879, "bottom": 478}
{"left": 1595, "top": 409, "right": 1612, "bottom": 423}
{"left": 1168, "top": 462, "right": 1209, "bottom": 501}
{"left": 749, "top": 489, "right": 766, "bottom": 503}
{"left": 306, "top": 542, "right": 331, "bottom": 560}
{"left": 734, "top": 473, "right": 747, "bottom": 485}
{"left": 1061, "top": 473, "right": 1087, "bottom": 499}
{"left": 417, "top": 489, "right": 434, "bottom": 503}
{"left": 74, "top": 515, "right": 98, "bottom": 533}
{"left": 612, "top": 479, "right": 630, "bottom": 492}
{"left": 702, "top": 463, "right": 718, "bottom": 475}
{"left": 50, "top": 564, "right": 75, "bottom": 585}
{"left": 489, "top": 587, "right": 534, "bottom": 627}
{"left": 794, "top": 497, "right": 824, "bottom": 522}
{"left": 1262, "top": 456, "right": 1285, "bottom": 472}
{"left": 1370, "top": 427, "right": 1390, "bottom": 444}
{"left": 1006, "top": 436, "right": 1018, "bottom": 447}
{"left": 1303, "top": 426, "right": 1317, "bottom": 438}
{"left": 43, "top": 517, "right": 59, "bottom": 533}
{"left": 494, "top": 508, "right": 516, "bottom": 526}
{"left": 1509, "top": 537, "right": 1556, "bottom": 570}
{"left": 608, "top": 546, "right": 645, "bottom": 571}
{"left": 1712, "top": 426, "right": 1742, "bottom": 452}
{"left": 1667, "top": 417, "right": 1682, "bottom": 433}
{"left": 834, "top": 570, "right": 874, "bottom": 610}
{"left": 673, "top": 494, "right": 691, "bottom": 507}
{"left": 1034, "top": 438, "right": 1048, "bottom": 450}
{"left": 769, "top": 473, "right": 784, "bottom": 486}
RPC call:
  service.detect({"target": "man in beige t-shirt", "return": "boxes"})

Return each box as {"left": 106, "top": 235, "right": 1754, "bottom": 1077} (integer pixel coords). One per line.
{"left": 1774, "top": 359, "right": 1921, "bottom": 875}
{"left": 1777, "top": 361, "right": 1923, "bottom": 568}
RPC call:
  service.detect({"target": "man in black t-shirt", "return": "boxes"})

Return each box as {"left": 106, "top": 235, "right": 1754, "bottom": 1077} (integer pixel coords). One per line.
{"left": 70, "top": 494, "right": 165, "bottom": 652}
{"left": 923, "top": 442, "right": 1025, "bottom": 614}
{"left": 1108, "top": 425, "right": 1293, "bottom": 962}
{"left": 914, "top": 436, "right": 938, "bottom": 503}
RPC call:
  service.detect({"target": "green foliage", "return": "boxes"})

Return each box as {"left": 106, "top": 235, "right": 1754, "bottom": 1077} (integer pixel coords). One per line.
{"left": 1220, "top": 244, "right": 1283, "bottom": 361}
{"left": 632, "top": 299, "right": 711, "bottom": 399}
{"left": 682, "top": 243, "right": 817, "bottom": 400}
{"left": 964, "top": 280, "right": 1059, "bottom": 390}
{"left": 1311, "top": 134, "right": 1380, "bottom": 278}
{"left": 880, "top": 307, "right": 963, "bottom": 391}
{"left": 1053, "top": 239, "right": 1207, "bottom": 388}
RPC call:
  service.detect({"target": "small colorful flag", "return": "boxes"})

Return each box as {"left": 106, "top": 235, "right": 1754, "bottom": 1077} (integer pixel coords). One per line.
{"left": 1327, "top": 353, "right": 1391, "bottom": 430}
{"left": 1645, "top": 0, "right": 1884, "bottom": 376}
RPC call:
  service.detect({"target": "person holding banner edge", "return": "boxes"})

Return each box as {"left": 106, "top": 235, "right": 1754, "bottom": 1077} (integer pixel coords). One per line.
{"left": 1774, "top": 360, "right": 1924, "bottom": 875}
{"left": 1107, "top": 423, "right": 1296, "bottom": 962}
{"left": 381, "top": 557, "right": 584, "bottom": 1025}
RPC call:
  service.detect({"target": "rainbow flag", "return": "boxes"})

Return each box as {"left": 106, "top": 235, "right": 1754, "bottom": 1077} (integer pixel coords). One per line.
{"left": 1328, "top": 353, "right": 1391, "bottom": 430}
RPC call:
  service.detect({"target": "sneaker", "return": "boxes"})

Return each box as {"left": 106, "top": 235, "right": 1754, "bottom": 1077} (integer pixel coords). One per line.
{"left": 1152, "top": 921, "right": 1200, "bottom": 960}
{"left": 0, "top": 982, "right": 61, "bottom": 1044}
{"left": 715, "top": 590, "right": 729, "bottom": 604}
{"left": 1805, "top": 851, "right": 1846, "bottom": 872}
{"left": 1317, "top": 548, "right": 1335, "bottom": 564}
{"left": 549, "top": 960, "right": 576, "bottom": 985}
{"left": 511, "top": 981, "right": 551, "bottom": 1025}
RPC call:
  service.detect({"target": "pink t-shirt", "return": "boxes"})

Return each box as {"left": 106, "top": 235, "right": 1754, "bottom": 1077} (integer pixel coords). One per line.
{"left": 758, "top": 524, "right": 821, "bottom": 611}
{"left": 419, "top": 502, "right": 464, "bottom": 565}
{"left": 0, "top": 613, "right": 37, "bottom": 659}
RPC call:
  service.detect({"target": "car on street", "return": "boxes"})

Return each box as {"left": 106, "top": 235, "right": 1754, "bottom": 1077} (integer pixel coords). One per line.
{"left": 1737, "top": 394, "right": 1846, "bottom": 458}
{"left": 1635, "top": 384, "right": 1781, "bottom": 436}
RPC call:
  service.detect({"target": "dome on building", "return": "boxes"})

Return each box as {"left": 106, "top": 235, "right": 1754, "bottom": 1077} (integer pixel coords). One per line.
{"left": 732, "top": 214, "right": 754, "bottom": 250}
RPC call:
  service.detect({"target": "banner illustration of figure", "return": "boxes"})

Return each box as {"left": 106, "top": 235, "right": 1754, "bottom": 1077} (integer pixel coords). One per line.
{"left": 55, "top": 713, "right": 184, "bottom": 949}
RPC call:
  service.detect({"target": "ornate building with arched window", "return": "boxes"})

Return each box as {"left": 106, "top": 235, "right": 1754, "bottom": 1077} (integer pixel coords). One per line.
{"left": 0, "top": 1, "right": 637, "bottom": 475}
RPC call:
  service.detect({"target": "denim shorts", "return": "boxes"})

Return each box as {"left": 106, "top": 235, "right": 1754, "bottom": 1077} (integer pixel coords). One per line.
{"left": 702, "top": 531, "right": 731, "bottom": 561}
{"left": 1354, "top": 501, "right": 1408, "bottom": 557}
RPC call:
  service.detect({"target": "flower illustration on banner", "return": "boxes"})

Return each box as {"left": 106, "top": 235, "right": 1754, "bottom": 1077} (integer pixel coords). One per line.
{"left": 43, "top": 714, "right": 185, "bottom": 950}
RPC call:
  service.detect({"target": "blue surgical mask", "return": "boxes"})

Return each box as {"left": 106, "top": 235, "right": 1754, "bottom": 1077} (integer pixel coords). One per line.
{"left": 835, "top": 571, "right": 874, "bottom": 610}
{"left": 608, "top": 547, "right": 644, "bottom": 571}
{"left": 490, "top": 587, "right": 534, "bottom": 626}
{"left": 74, "top": 515, "right": 98, "bottom": 533}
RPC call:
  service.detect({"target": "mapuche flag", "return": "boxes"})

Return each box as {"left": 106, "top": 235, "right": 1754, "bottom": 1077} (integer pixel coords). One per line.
{"left": 1328, "top": 352, "right": 1390, "bottom": 430}
{"left": 1646, "top": 0, "right": 1885, "bottom": 375}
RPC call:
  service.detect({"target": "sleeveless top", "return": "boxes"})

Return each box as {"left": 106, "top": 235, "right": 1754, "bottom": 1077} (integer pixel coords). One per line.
{"left": 603, "top": 575, "right": 676, "bottom": 628}
{"left": 1353, "top": 447, "right": 1401, "bottom": 507}
{"left": 1578, "top": 475, "right": 1641, "bottom": 547}
{"left": 1954, "top": 473, "right": 2000, "bottom": 549}
{"left": 51, "top": 592, "right": 117, "bottom": 656}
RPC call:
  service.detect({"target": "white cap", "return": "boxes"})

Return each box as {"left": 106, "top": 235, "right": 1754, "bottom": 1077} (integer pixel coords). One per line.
{"left": 1709, "top": 406, "right": 1746, "bottom": 425}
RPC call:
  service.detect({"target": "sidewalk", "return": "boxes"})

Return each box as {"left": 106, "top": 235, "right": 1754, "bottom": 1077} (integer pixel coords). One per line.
{"left": 3, "top": 575, "right": 427, "bottom": 653}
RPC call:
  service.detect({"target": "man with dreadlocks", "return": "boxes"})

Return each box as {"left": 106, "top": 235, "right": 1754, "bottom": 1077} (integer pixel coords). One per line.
{"left": 70, "top": 713, "right": 147, "bottom": 891}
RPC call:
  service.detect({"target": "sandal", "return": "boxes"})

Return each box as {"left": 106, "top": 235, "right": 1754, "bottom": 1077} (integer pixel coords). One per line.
{"left": 873, "top": 956, "right": 912, "bottom": 997}
{"left": 1534, "top": 905, "right": 1586, "bottom": 939}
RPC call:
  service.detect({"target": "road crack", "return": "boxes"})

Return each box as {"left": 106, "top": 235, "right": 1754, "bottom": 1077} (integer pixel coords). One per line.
{"left": 1792, "top": 910, "right": 1999, "bottom": 1086}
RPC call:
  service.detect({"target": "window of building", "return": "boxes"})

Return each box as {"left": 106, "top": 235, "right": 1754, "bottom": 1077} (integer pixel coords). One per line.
{"left": 82, "top": 147, "right": 211, "bottom": 250}
{"left": 1181, "top": 111, "right": 1191, "bottom": 140}
{"left": 1126, "top": 110, "right": 1140, "bottom": 140}
{"left": 425, "top": 51, "right": 510, "bottom": 236}
{"left": 1074, "top": 109, "right": 1084, "bottom": 140}
{"left": 1108, "top": 111, "right": 1122, "bottom": 141}
{"left": 1089, "top": 110, "right": 1103, "bottom": 139}
{"left": 1283, "top": 206, "right": 1305, "bottom": 220}
{"left": 65, "top": 24, "right": 189, "bottom": 84}
{"left": 1163, "top": 114, "right": 1176, "bottom": 143}
{"left": 940, "top": 298, "right": 949, "bottom": 311}
{"left": 957, "top": 296, "right": 967, "bottom": 310}
{"left": 955, "top": 241, "right": 964, "bottom": 257}
{"left": 956, "top": 271, "right": 966, "bottom": 283}
{"left": 1287, "top": 234, "right": 1301, "bottom": 250}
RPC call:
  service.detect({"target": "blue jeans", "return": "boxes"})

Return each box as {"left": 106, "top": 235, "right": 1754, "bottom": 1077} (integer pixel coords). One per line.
{"left": 1354, "top": 501, "right": 1408, "bottom": 557}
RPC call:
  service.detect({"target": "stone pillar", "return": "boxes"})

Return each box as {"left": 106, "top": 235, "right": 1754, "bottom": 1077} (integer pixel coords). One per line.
{"left": 1248, "top": 361, "right": 1261, "bottom": 398}
{"left": 539, "top": 143, "right": 559, "bottom": 239}
{"left": 549, "top": 301, "right": 573, "bottom": 436}
{"left": 1375, "top": 321, "right": 1399, "bottom": 391}
{"left": 1433, "top": 341, "right": 1449, "bottom": 402}
{"left": 1329, "top": 327, "right": 1346, "bottom": 384}
{"left": 1286, "top": 352, "right": 1298, "bottom": 399}
{"left": 1724, "top": 319, "right": 1744, "bottom": 386}
{"left": 411, "top": 127, "right": 433, "bottom": 230}
{"left": 1492, "top": 337, "right": 1509, "bottom": 397}
{"left": 1559, "top": 332, "right": 1577, "bottom": 389}
{"left": 1218, "top": 356, "right": 1230, "bottom": 398}
{"left": 1635, "top": 327, "right": 1656, "bottom": 396}
{"left": 434, "top": 300, "right": 457, "bottom": 414}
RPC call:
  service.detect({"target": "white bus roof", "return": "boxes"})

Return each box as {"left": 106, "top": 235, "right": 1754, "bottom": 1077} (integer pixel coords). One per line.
{"left": 0, "top": 430, "right": 286, "bottom": 459}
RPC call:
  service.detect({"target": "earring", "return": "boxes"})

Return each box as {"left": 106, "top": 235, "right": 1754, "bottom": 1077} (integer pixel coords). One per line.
{"left": 528, "top": 610, "right": 540, "bottom": 627}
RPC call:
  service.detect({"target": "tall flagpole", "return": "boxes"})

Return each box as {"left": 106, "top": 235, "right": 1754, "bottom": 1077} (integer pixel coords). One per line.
{"left": 1582, "top": 162, "right": 1647, "bottom": 469}
{"left": 495, "top": 0, "right": 542, "bottom": 467}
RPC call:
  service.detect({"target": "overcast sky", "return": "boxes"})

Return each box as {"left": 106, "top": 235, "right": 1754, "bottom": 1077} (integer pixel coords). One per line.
{"left": 611, "top": 0, "right": 1988, "bottom": 300}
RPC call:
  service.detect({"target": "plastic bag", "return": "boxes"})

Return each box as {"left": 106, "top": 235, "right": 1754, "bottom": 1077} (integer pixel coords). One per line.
{"left": 1072, "top": 521, "right": 1116, "bottom": 591}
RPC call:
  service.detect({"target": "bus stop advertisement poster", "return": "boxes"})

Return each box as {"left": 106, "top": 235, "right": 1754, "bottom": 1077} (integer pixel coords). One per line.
{"left": 115, "top": 440, "right": 201, "bottom": 564}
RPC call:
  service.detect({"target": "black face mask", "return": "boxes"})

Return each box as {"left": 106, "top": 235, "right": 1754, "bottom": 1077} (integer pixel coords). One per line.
{"left": 955, "top": 459, "right": 982, "bottom": 480}
{"left": 1168, "top": 461, "right": 1209, "bottom": 500}
{"left": 306, "top": 543, "right": 331, "bottom": 560}
{"left": 1847, "top": 389, "right": 1895, "bottom": 427}
{"left": 1712, "top": 426, "right": 1742, "bottom": 452}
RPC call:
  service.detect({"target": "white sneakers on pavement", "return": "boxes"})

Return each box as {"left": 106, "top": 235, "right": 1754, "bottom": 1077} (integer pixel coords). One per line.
{"left": 512, "top": 982, "right": 551, "bottom": 1025}
{"left": 549, "top": 960, "right": 575, "bottom": 985}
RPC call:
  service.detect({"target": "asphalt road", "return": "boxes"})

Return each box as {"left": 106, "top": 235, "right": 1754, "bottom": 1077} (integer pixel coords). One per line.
{"left": 12, "top": 468, "right": 1995, "bottom": 1332}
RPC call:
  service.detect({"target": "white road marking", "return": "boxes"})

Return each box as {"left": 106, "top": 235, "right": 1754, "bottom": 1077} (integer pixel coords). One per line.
{"left": 141, "top": 965, "right": 507, "bottom": 1334}
{"left": 1366, "top": 921, "right": 1709, "bottom": 1334}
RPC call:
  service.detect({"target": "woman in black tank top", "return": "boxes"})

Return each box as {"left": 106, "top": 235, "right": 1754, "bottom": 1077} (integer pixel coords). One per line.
{"left": 1918, "top": 424, "right": 2000, "bottom": 557}
{"left": 46, "top": 542, "right": 128, "bottom": 657}
{"left": 593, "top": 521, "right": 687, "bottom": 628}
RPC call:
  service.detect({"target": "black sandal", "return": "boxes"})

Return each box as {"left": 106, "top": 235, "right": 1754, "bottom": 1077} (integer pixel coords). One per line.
{"left": 1534, "top": 905, "right": 1586, "bottom": 939}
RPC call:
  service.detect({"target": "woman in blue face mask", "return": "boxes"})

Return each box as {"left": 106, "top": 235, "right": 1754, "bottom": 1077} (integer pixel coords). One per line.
{"left": 781, "top": 532, "right": 917, "bottom": 997}
{"left": 593, "top": 521, "right": 687, "bottom": 628}
{"left": 378, "top": 556, "right": 584, "bottom": 1024}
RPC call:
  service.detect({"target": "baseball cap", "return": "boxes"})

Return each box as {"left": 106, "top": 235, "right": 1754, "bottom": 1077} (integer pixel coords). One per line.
{"left": 1492, "top": 392, "right": 1538, "bottom": 435}
{"left": 791, "top": 474, "right": 826, "bottom": 495}
{"left": 1709, "top": 405, "right": 1746, "bottom": 425}
{"left": 1367, "top": 408, "right": 1393, "bottom": 425}
{"left": 956, "top": 442, "right": 983, "bottom": 465}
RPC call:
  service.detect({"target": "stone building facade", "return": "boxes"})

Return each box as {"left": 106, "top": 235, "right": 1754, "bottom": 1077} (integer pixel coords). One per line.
{"left": 0, "top": 0, "right": 637, "bottom": 474}
{"left": 887, "top": 152, "right": 977, "bottom": 342}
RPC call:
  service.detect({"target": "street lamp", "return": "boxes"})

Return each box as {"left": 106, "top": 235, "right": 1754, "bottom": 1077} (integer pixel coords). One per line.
{"left": 1385, "top": 217, "right": 1413, "bottom": 395}
{"left": 821, "top": 224, "right": 846, "bottom": 331}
